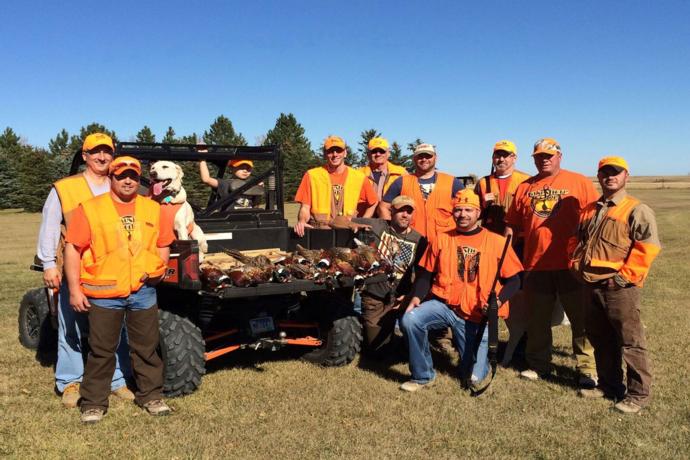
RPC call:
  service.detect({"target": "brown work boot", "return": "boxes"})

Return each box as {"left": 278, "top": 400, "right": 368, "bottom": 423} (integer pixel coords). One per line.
{"left": 578, "top": 388, "right": 605, "bottom": 399}
{"left": 61, "top": 383, "right": 80, "bottom": 408}
{"left": 111, "top": 386, "right": 135, "bottom": 401}
{"left": 142, "top": 399, "right": 171, "bottom": 416}
{"left": 614, "top": 398, "right": 643, "bottom": 414}
{"left": 81, "top": 408, "right": 105, "bottom": 424}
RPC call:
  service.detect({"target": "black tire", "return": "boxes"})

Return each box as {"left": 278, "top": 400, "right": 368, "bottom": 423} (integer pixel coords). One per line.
{"left": 18, "top": 288, "right": 55, "bottom": 350}
{"left": 302, "top": 315, "right": 362, "bottom": 367}
{"left": 158, "top": 310, "right": 206, "bottom": 397}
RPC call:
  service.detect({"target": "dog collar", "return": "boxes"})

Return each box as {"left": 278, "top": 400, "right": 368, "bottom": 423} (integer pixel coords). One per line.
{"left": 162, "top": 196, "right": 173, "bottom": 204}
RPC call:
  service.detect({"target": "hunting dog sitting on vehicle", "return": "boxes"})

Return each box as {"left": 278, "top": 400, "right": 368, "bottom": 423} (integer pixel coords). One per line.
{"left": 149, "top": 161, "right": 208, "bottom": 261}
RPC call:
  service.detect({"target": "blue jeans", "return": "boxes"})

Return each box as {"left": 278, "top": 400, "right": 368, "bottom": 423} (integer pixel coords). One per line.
{"left": 55, "top": 283, "right": 130, "bottom": 392}
{"left": 400, "top": 298, "right": 489, "bottom": 384}
{"left": 89, "top": 285, "right": 157, "bottom": 310}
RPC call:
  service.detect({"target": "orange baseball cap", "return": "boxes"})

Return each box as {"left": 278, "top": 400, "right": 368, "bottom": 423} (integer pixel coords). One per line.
{"left": 229, "top": 159, "right": 254, "bottom": 168}
{"left": 598, "top": 156, "right": 629, "bottom": 172}
{"left": 532, "top": 137, "right": 561, "bottom": 156}
{"left": 324, "top": 135, "right": 346, "bottom": 150}
{"left": 368, "top": 137, "right": 389, "bottom": 151}
{"left": 493, "top": 140, "right": 517, "bottom": 155}
{"left": 82, "top": 133, "right": 114, "bottom": 153}
{"left": 109, "top": 156, "right": 141, "bottom": 175}
{"left": 452, "top": 189, "right": 481, "bottom": 210}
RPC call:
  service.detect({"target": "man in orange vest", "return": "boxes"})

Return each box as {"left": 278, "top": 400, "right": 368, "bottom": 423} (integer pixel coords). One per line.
{"left": 293, "top": 135, "right": 378, "bottom": 237}
{"left": 64, "top": 156, "right": 175, "bottom": 423}
{"left": 475, "top": 140, "right": 531, "bottom": 364}
{"left": 505, "top": 138, "right": 598, "bottom": 387}
{"left": 475, "top": 140, "right": 530, "bottom": 235}
{"left": 357, "top": 137, "right": 407, "bottom": 216}
{"left": 569, "top": 157, "right": 660, "bottom": 414}
{"left": 36, "top": 133, "right": 133, "bottom": 408}
{"left": 378, "top": 143, "right": 464, "bottom": 241}
{"left": 399, "top": 189, "right": 523, "bottom": 391}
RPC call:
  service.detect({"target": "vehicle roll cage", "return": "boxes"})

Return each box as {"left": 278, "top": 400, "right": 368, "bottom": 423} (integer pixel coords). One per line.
{"left": 69, "top": 142, "right": 285, "bottom": 217}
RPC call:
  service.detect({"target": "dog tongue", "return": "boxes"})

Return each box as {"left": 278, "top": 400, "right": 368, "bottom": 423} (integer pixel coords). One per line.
{"left": 152, "top": 182, "right": 163, "bottom": 196}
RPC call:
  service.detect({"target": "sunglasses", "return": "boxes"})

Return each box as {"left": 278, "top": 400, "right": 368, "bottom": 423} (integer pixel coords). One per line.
{"left": 86, "top": 147, "right": 114, "bottom": 156}
{"left": 415, "top": 153, "right": 434, "bottom": 160}
{"left": 369, "top": 149, "right": 387, "bottom": 155}
{"left": 112, "top": 169, "right": 141, "bottom": 181}
{"left": 326, "top": 147, "right": 345, "bottom": 154}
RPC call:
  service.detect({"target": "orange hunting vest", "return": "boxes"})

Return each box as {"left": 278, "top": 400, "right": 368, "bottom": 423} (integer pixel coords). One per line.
{"left": 359, "top": 163, "right": 407, "bottom": 198}
{"left": 430, "top": 229, "right": 511, "bottom": 322}
{"left": 159, "top": 202, "right": 194, "bottom": 237}
{"left": 477, "top": 170, "right": 530, "bottom": 234}
{"left": 570, "top": 195, "right": 660, "bottom": 286}
{"left": 308, "top": 166, "right": 366, "bottom": 222}
{"left": 400, "top": 172, "right": 454, "bottom": 240}
{"left": 54, "top": 174, "right": 94, "bottom": 225}
{"left": 79, "top": 194, "right": 166, "bottom": 298}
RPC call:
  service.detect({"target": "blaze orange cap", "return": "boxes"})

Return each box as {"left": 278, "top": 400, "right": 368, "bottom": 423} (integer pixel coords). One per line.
{"left": 368, "top": 137, "right": 389, "bottom": 151}
{"left": 493, "top": 140, "right": 517, "bottom": 155}
{"left": 229, "top": 159, "right": 254, "bottom": 168}
{"left": 109, "top": 156, "right": 141, "bottom": 175}
{"left": 82, "top": 133, "right": 114, "bottom": 153}
{"left": 324, "top": 135, "right": 346, "bottom": 151}
{"left": 598, "top": 156, "right": 629, "bottom": 172}
{"left": 452, "top": 189, "right": 481, "bottom": 210}
{"left": 532, "top": 137, "right": 561, "bottom": 156}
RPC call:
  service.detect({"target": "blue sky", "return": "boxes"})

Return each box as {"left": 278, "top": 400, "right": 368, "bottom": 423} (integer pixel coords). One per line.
{"left": 1, "top": 1, "right": 688, "bottom": 176}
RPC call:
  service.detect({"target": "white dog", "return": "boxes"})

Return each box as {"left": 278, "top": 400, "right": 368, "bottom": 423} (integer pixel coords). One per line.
{"left": 149, "top": 161, "right": 208, "bottom": 261}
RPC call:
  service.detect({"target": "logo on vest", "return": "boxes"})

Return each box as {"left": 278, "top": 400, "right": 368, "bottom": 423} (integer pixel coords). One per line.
{"left": 332, "top": 184, "right": 343, "bottom": 206}
{"left": 528, "top": 186, "right": 568, "bottom": 218}
{"left": 121, "top": 215, "right": 135, "bottom": 238}
{"left": 457, "top": 246, "right": 480, "bottom": 282}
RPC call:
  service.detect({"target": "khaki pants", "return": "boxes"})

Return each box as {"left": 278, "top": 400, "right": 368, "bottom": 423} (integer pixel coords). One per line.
{"left": 585, "top": 284, "right": 651, "bottom": 405}
{"left": 80, "top": 305, "right": 164, "bottom": 411}
{"left": 523, "top": 270, "right": 596, "bottom": 376}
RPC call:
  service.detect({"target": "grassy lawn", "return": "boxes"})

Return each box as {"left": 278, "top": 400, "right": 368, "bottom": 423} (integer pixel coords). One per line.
{"left": 1, "top": 190, "right": 689, "bottom": 458}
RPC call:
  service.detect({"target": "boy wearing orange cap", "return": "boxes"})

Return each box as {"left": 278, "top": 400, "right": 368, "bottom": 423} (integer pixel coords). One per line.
{"left": 64, "top": 156, "right": 174, "bottom": 423}
{"left": 199, "top": 144, "right": 264, "bottom": 209}
{"left": 569, "top": 157, "right": 660, "bottom": 413}
{"left": 399, "top": 189, "right": 523, "bottom": 391}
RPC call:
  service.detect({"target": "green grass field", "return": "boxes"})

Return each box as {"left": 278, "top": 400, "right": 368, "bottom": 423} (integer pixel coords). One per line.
{"left": 1, "top": 190, "right": 689, "bottom": 459}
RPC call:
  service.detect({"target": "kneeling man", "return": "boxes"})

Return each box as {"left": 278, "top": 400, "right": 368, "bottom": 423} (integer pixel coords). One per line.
{"left": 400, "top": 189, "right": 523, "bottom": 391}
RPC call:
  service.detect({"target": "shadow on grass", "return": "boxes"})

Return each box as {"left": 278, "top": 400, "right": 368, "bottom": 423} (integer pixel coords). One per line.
{"left": 205, "top": 346, "right": 313, "bottom": 375}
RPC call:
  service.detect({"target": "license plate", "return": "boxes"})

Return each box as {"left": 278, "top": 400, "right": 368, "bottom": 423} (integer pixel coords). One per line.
{"left": 249, "top": 316, "right": 275, "bottom": 335}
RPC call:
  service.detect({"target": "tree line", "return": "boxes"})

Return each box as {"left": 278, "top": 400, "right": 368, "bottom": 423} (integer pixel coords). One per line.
{"left": 0, "top": 114, "right": 424, "bottom": 212}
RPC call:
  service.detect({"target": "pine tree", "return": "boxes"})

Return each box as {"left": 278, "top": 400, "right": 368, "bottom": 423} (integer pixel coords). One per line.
{"left": 136, "top": 126, "right": 156, "bottom": 143}
{"left": 16, "top": 146, "right": 55, "bottom": 212}
{"left": 389, "top": 141, "right": 413, "bottom": 171}
{"left": 162, "top": 126, "right": 177, "bottom": 144}
{"left": 0, "top": 127, "right": 22, "bottom": 208}
{"left": 264, "top": 113, "right": 318, "bottom": 198}
{"left": 0, "top": 127, "right": 21, "bottom": 149}
{"left": 203, "top": 115, "right": 246, "bottom": 145}
{"left": 48, "top": 129, "right": 72, "bottom": 178}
